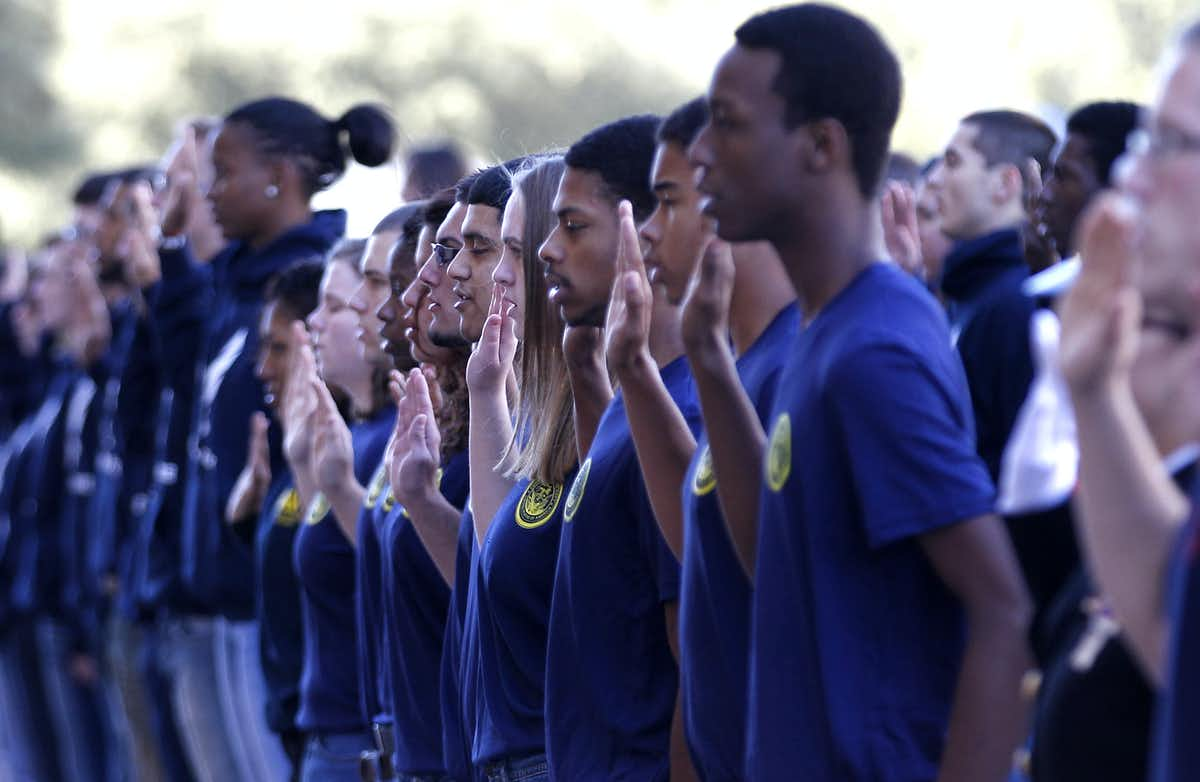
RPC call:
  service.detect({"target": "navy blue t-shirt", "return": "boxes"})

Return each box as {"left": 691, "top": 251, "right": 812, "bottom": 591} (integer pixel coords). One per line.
{"left": 256, "top": 471, "right": 304, "bottom": 734}
{"left": 1151, "top": 496, "right": 1200, "bottom": 782}
{"left": 679, "top": 304, "right": 798, "bottom": 781}
{"left": 471, "top": 470, "right": 574, "bottom": 765}
{"left": 381, "top": 450, "right": 469, "bottom": 776}
{"left": 747, "top": 263, "right": 996, "bottom": 780}
{"left": 294, "top": 415, "right": 387, "bottom": 733}
{"left": 544, "top": 356, "right": 701, "bottom": 781}
{"left": 353, "top": 408, "right": 401, "bottom": 726}
{"left": 442, "top": 507, "right": 478, "bottom": 781}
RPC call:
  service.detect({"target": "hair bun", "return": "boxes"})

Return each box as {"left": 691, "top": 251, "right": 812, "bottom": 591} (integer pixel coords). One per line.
{"left": 335, "top": 104, "right": 396, "bottom": 168}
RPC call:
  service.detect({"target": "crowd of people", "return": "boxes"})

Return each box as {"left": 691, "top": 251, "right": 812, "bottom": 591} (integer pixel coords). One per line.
{"left": 0, "top": 3, "right": 1198, "bottom": 781}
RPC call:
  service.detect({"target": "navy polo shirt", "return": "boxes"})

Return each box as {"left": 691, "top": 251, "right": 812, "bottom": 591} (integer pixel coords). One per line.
{"left": 441, "top": 507, "right": 478, "bottom": 781}
{"left": 471, "top": 470, "right": 574, "bottom": 765}
{"left": 381, "top": 449, "right": 469, "bottom": 776}
{"left": 294, "top": 414, "right": 388, "bottom": 734}
{"left": 747, "top": 263, "right": 996, "bottom": 780}
{"left": 544, "top": 356, "right": 701, "bottom": 781}
{"left": 1151, "top": 494, "right": 1200, "bottom": 782}
{"left": 679, "top": 304, "right": 798, "bottom": 781}
{"left": 255, "top": 471, "right": 305, "bottom": 734}
{"left": 354, "top": 408, "right": 402, "bottom": 726}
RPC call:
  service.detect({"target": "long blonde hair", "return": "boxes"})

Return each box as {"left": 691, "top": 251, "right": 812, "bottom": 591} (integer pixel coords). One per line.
{"left": 501, "top": 155, "right": 576, "bottom": 484}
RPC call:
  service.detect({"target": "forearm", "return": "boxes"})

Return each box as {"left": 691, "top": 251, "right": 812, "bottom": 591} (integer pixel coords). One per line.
{"left": 405, "top": 491, "right": 462, "bottom": 587}
{"left": 686, "top": 335, "right": 766, "bottom": 577}
{"left": 619, "top": 352, "right": 696, "bottom": 560}
{"left": 937, "top": 609, "right": 1033, "bottom": 782}
{"left": 468, "top": 388, "right": 517, "bottom": 544}
{"left": 567, "top": 361, "right": 612, "bottom": 460}
{"left": 1071, "top": 386, "right": 1187, "bottom": 681}
{"left": 325, "top": 481, "right": 367, "bottom": 546}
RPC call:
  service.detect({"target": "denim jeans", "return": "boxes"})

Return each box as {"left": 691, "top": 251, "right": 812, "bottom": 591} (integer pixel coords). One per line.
{"left": 214, "top": 618, "right": 291, "bottom": 782}
{"left": 159, "top": 615, "right": 243, "bottom": 782}
{"left": 301, "top": 732, "right": 375, "bottom": 782}
{"left": 35, "top": 619, "right": 120, "bottom": 782}
{"left": 104, "top": 613, "right": 165, "bottom": 782}
{"left": 480, "top": 753, "right": 549, "bottom": 782}
{"left": 139, "top": 620, "right": 197, "bottom": 782}
{"left": 0, "top": 622, "right": 61, "bottom": 781}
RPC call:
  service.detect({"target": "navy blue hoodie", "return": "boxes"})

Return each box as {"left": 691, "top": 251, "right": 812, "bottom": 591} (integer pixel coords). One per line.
{"left": 151, "top": 210, "right": 344, "bottom": 618}
{"left": 939, "top": 227, "right": 1035, "bottom": 481}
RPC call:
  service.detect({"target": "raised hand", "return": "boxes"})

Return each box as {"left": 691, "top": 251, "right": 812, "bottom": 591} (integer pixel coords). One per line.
{"left": 604, "top": 200, "right": 654, "bottom": 375}
{"left": 226, "top": 411, "right": 273, "bottom": 523}
{"left": 281, "top": 322, "right": 320, "bottom": 474}
{"left": 310, "top": 376, "right": 356, "bottom": 494}
{"left": 119, "top": 181, "right": 164, "bottom": 287}
{"left": 466, "top": 282, "right": 518, "bottom": 396}
{"left": 1058, "top": 194, "right": 1140, "bottom": 398}
{"left": 1020, "top": 157, "right": 1057, "bottom": 271}
{"left": 881, "top": 180, "right": 923, "bottom": 278}
{"left": 159, "top": 126, "right": 201, "bottom": 240}
{"left": 682, "top": 237, "right": 735, "bottom": 352}
{"left": 392, "top": 368, "right": 443, "bottom": 509}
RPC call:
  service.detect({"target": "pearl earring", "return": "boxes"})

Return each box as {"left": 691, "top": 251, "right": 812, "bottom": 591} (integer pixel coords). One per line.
{"left": 264, "top": 184, "right": 279, "bottom": 199}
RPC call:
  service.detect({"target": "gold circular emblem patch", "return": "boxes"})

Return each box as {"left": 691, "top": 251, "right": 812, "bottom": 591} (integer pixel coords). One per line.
{"left": 365, "top": 463, "right": 388, "bottom": 508}
{"left": 563, "top": 459, "right": 591, "bottom": 523}
{"left": 381, "top": 490, "right": 396, "bottom": 514}
{"left": 274, "top": 489, "right": 301, "bottom": 527}
{"left": 305, "top": 493, "right": 330, "bottom": 525}
{"left": 766, "top": 413, "right": 792, "bottom": 493}
{"left": 516, "top": 480, "right": 563, "bottom": 529}
{"left": 692, "top": 444, "right": 716, "bottom": 496}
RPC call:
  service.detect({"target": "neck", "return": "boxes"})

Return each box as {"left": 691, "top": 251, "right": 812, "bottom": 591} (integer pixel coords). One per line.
{"left": 250, "top": 202, "right": 313, "bottom": 251}
{"left": 728, "top": 242, "right": 796, "bottom": 356}
{"left": 772, "top": 193, "right": 876, "bottom": 322}
{"left": 648, "top": 295, "right": 686, "bottom": 369}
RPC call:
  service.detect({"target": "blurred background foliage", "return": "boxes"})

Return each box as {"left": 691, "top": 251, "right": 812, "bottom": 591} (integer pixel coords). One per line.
{"left": 0, "top": 0, "right": 1195, "bottom": 245}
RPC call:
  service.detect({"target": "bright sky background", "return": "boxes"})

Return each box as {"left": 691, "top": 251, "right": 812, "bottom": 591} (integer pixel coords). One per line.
{"left": 1, "top": 0, "right": 1191, "bottom": 244}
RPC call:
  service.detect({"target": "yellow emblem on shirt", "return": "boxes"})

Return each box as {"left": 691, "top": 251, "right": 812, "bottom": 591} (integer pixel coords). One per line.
{"left": 305, "top": 493, "right": 330, "bottom": 526}
{"left": 692, "top": 444, "right": 716, "bottom": 496}
{"left": 766, "top": 413, "right": 791, "bottom": 492}
{"left": 381, "top": 489, "right": 396, "bottom": 514}
{"left": 274, "top": 489, "right": 301, "bottom": 527}
{"left": 364, "top": 463, "right": 388, "bottom": 508}
{"left": 563, "top": 459, "right": 591, "bottom": 523}
{"left": 515, "top": 480, "right": 563, "bottom": 529}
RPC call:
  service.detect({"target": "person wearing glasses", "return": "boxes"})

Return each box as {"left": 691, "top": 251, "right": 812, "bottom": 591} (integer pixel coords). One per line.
{"left": 1059, "top": 19, "right": 1200, "bottom": 782}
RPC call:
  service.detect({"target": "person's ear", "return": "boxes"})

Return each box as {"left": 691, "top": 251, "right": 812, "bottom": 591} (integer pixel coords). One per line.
{"left": 801, "top": 118, "right": 852, "bottom": 181}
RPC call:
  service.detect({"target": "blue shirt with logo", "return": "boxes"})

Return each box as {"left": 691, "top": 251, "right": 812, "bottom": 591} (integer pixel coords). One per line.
{"left": 545, "top": 356, "right": 701, "bottom": 781}
{"left": 679, "top": 304, "right": 798, "bottom": 781}
{"left": 380, "top": 449, "right": 469, "bottom": 776}
{"left": 747, "top": 263, "right": 995, "bottom": 780}
{"left": 470, "top": 469, "right": 575, "bottom": 765}
{"left": 294, "top": 413, "right": 388, "bottom": 733}
{"left": 442, "top": 507, "right": 478, "bottom": 781}
{"left": 256, "top": 471, "right": 305, "bottom": 733}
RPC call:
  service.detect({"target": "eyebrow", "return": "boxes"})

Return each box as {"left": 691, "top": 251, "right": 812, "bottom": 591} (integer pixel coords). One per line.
{"left": 555, "top": 205, "right": 585, "bottom": 220}
{"left": 434, "top": 234, "right": 462, "bottom": 246}
{"left": 652, "top": 181, "right": 679, "bottom": 195}
{"left": 461, "top": 230, "right": 494, "bottom": 243}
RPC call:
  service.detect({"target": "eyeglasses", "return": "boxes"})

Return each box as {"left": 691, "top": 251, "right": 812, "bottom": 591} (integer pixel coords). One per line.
{"left": 432, "top": 243, "right": 460, "bottom": 266}
{"left": 1126, "top": 125, "right": 1200, "bottom": 161}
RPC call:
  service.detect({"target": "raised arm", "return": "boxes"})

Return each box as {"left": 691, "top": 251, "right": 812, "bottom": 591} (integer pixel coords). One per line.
{"left": 465, "top": 283, "right": 519, "bottom": 543}
{"left": 682, "top": 240, "right": 766, "bottom": 577}
{"left": 1059, "top": 194, "right": 1190, "bottom": 683}
{"left": 607, "top": 201, "right": 696, "bottom": 560}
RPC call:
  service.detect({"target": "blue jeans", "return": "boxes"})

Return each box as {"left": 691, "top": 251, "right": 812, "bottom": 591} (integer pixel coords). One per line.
{"left": 139, "top": 620, "right": 197, "bottom": 782}
{"left": 35, "top": 619, "right": 120, "bottom": 782}
{"left": 214, "top": 618, "right": 291, "bottom": 782}
{"left": 480, "top": 753, "right": 549, "bottom": 782}
{"left": 301, "top": 732, "right": 375, "bottom": 782}
{"left": 159, "top": 616, "right": 243, "bottom": 782}
{"left": 0, "top": 622, "right": 62, "bottom": 781}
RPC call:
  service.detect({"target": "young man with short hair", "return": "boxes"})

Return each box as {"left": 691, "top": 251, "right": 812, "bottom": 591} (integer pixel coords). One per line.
{"left": 690, "top": 5, "right": 1032, "bottom": 779}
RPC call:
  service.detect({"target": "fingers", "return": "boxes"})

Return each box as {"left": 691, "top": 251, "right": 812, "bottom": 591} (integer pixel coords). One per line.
{"left": 408, "top": 367, "right": 434, "bottom": 418}
{"left": 250, "top": 410, "right": 269, "bottom": 455}
{"left": 617, "top": 200, "right": 645, "bottom": 278}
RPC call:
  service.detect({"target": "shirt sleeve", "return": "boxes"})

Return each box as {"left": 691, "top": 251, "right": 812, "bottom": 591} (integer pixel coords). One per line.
{"left": 827, "top": 337, "right": 997, "bottom": 549}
